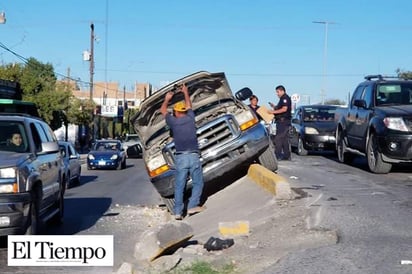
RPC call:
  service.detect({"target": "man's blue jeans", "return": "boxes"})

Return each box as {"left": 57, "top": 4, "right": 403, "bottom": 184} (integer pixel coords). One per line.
{"left": 174, "top": 153, "right": 204, "bottom": 215}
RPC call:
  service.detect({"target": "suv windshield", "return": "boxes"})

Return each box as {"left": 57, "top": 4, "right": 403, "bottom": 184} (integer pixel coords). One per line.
{"left": 0, "top": 121, "right": 29, "bottom": 153}
{"left": 376, "top": 83, "right": 412, "bottom": 106}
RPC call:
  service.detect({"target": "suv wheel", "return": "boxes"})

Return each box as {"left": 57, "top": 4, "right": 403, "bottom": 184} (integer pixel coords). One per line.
{"left": 25, "top": 189, "right": 40, "bottom": 235}
{"left": 51, "top": 186, "right": 64, "bottom": 224}
{"left": 367, "top": 133, "right": 392, "bottom": 174}
{"left": 337, "top": 129, "right": 354, "bottom": 164}
{"left": 297, "top": 137, "right": 308, "bottom": 156}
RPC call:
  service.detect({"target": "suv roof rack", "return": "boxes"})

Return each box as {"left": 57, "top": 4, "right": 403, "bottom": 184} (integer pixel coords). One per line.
{"left": 364, "top": 75, "right": 400, "bottom": 81}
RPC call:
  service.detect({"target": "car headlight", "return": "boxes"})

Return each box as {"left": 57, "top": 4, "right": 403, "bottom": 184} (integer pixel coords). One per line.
{"left": 305, "top": 127, "right": 319, "bottom": 134}
{"left": 111, "top": 154, "right": 118, "bottom": 160}
{"left": 384, "top": 117, "right": 409, "bottom": 132}
{"left": 236, "top": 110, "right": 259, "bottom": 131}
{"left": 146, "top": 154, "right": 169, "bottom": 177}
{"left": 88, "top": 154, "right": 95, "bottom": 160}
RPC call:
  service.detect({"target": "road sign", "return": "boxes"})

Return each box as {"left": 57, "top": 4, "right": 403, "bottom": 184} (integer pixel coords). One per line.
{"left": 291, "top": 93, "right": 300, "bottom": 103}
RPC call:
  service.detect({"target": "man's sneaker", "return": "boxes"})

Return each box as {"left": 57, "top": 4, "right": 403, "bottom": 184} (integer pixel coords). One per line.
{"left": 187, "top": 206, "right": 206, "bottom": 216}
{"left": 174, "top": 215, "right": 183, "bottom": 220}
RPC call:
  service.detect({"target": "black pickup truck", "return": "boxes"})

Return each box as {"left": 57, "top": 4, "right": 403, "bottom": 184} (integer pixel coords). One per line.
{"left": 335, "top": 75, "right": 412, "bottom": 173}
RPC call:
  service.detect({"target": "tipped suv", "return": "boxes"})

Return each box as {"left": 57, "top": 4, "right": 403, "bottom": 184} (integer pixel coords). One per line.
{"left": 132, "top": 71, "right": 278, "bottom": 213}
{"left": 0, "top": 114, "right": 65, "bottom": 235}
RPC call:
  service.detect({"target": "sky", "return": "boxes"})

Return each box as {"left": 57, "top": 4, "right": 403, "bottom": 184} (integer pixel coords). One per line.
{"left": 1, "top": 0, "right": 412, "bottom": 107}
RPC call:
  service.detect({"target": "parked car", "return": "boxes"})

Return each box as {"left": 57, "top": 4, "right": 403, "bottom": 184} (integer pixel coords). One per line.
{"left": 335, "top": 74, "right": 412, "bottom": 173}
{"left": 0, "top": 114, "right": 65, "bottom": 235}
{"left": 131, "top": 71, "right": 277, "bottom": 213}
{"left": 58, "top": 141, "right": 81, "bottom": 189}
{"left": 290, "top": 105, "right": 338, "bottom": 155}
{"left": 87, "top": 140, "right": 126, "bottom": 170}
{"left": 122, "top": 133, "right": 143, "bottom": 158}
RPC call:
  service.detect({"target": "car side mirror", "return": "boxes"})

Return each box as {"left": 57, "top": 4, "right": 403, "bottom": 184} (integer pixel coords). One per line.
{"left": 292, "top": 118, "right": 299, "bottom": 124}
{"left": 235, "top": 87, "right": 253, "bottom": 101}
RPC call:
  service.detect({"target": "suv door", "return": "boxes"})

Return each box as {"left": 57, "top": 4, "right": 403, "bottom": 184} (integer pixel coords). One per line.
{"left": 29, "top": 122, "right": 60, "bottom": 211}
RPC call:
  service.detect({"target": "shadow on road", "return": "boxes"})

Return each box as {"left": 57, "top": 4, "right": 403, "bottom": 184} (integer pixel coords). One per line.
{"left": 47, "top": 197, "right": 112, "bottom": 235}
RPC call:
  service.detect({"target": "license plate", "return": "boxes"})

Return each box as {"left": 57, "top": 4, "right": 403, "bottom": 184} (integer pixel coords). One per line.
{"left": 98, "top": 160, "right": 106, "bottom": 165}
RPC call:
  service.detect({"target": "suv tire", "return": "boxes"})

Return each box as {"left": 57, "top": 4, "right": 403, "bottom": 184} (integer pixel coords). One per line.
{"left": 367, "top": 133, "right": 392, "bottom": 174}
{"left": 25, "top": 189, "right": 40, "bottom": 235}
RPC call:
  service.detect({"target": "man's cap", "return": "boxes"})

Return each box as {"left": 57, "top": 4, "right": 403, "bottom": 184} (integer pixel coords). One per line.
{"left": 173, "top": 101, "right": 187, "bottom": 112}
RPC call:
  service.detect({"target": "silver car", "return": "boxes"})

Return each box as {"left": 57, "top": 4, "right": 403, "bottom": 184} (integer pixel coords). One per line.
{"left": 59, "top": 141, "right": 81, "bottom": 189}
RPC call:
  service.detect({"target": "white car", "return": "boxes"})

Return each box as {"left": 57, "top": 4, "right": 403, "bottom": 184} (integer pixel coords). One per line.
{"left": 59, "top": 141, "right": 81, "bottom": 189}
{"left": 122, "top": 134, "right": 143, "bottom": 158}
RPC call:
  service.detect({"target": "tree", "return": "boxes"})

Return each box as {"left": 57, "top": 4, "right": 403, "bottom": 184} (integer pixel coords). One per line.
{"left": 396, "top": 69, "right": 412, "bottom": 79}
{"left": 0, "top": 58, "right": 94, "bottom": 130}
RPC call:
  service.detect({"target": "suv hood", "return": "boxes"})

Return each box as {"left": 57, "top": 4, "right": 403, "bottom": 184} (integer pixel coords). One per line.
{"left": 0, "top": 151, "right": 30, "bottom": 168}
{"left": 132, "top": 71, "right": 235, "bottom": 145}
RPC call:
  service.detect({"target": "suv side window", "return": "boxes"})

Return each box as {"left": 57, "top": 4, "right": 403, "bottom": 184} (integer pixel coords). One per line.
{"left": 30, "top": 123, "right": 42, "bottom": 152}
{"left": 351, "top": 85, "right": 364, "bottom": 106}
{"left": 362, "top": 84, "right": 373, "bottom": 108}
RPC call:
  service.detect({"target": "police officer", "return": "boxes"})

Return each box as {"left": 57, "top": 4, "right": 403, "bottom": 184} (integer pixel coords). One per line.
{"left": 268, "top": 85, "right": 292, "bottom": 160}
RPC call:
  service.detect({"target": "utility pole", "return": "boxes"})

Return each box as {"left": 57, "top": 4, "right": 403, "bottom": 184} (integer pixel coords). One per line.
{"left": 90, "top": 23, "right": 95, "bottom": 101}
{"left": 313, "top": 20, "right": 335, "bottom": 104}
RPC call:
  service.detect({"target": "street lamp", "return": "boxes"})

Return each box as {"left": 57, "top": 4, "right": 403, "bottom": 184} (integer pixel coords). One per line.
{"left": 313, "top": 20, "right": 335, "bottom": 104}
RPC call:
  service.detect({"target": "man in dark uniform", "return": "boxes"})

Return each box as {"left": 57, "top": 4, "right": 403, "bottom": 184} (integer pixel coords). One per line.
{"left": 268, "top": 85, "right": 292, "bottom": 160}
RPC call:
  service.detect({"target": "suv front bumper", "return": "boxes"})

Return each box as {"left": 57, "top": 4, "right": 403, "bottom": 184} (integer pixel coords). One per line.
{"left": 151, "top": 123, "right": 270, "bottom": 197}
{"left": 0, "top": 192, "right": 31, "bottom": 235}
{"left": 377, "top": 133, "right": 412, "bottom": 163}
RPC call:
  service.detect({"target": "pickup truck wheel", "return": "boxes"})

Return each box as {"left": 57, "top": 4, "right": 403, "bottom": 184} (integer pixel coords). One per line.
{"left": 25, "top": 190, "right": 40, "bottom": 235}
{"left": 258, "top": 145, "right": 278, "bottom": 171}
{"left": 337, "top": 130, "right": 354, "bottom": 164}
{"left": 163, "top": 197, "right": 175, "bottom": 214}
{"left": 367, "top": 133, "right": 392, "bottom": 174}
{"left": 297, "top": 137, "right": 308, "bottom": 156}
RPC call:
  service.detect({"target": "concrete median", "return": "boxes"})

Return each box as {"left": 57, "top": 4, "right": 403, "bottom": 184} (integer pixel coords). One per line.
{"left": 247, "top": 164, "right": 292, "bottom": 200}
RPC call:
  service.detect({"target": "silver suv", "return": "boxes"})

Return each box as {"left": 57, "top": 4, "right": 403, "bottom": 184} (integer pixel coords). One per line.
{"left": 0, "top": 114, "right": 65, "bottom": 235}
{"left": 132, "top": 71, "right": 277, "bottom": 212}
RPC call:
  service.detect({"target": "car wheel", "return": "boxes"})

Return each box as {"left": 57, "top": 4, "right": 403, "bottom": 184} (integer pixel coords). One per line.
{"left": 117, "top": 161, "right": 122, "bottom": 170}
{"left": 25, "top": 188, "right": 40, "bottom": 235}
{"left": 65, "top": 172, "right": 70, "bottom": 189}
{"left": 336, "top": 129, "right": 354, "bottom": 164}
{"left": 163, "top": 197, "right": 175, "bottom": 214}
{"left": 297, "top": 137, "right": 308, "bottom": 156}
{"left": 367, "top": 132, "right": 392, "bottom": 174}
{"left": 73, "top": 168, "right": 81, "bottom": 185}
{"left": 121, "top": 159, "right": 126, "bottom": 169}
{"left": 258, "top": 144, "right": 278, "bottom": 171}
{"left": 87, "top": 165, "right": 91, "bottom": 170}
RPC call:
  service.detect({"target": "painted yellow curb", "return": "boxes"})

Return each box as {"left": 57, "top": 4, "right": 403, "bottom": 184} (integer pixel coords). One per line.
{"left": 247, "top": 164, "right": 292, "bottom": 199}
{"left": 219, "top": 221, "right": 250, "bottom": 236}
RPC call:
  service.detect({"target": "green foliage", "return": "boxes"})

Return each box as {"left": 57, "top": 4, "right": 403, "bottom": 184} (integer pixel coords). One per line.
{"left": 0, "top": 57, "right": 94, "bottom": 130}
{"left": 169, "top": 260, "right": 236, "bottom": 274}
{"left": 324, "top": 99, "right": 346, "bottom": 105}
{"left": 396, "top": 69, "right": 412, "bottom": 80}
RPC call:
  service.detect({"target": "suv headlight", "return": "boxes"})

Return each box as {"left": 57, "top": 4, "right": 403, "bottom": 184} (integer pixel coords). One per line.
{"left": 383, "top": 117, "right": 409, "bottom": 132}
{"left": 146, "top": 154, "right": 169, "bottom": 177}
{"left": 0, "top": 168, "right": 16, "bottom": 178}
{"left": 305, "top": 127, "right": 319, "bottom": 134}
{"left": 236, "top": 110, "right": 259, "bottom": 131}
{"left": 0, "top": 168, "right": 18, "bottom": 193}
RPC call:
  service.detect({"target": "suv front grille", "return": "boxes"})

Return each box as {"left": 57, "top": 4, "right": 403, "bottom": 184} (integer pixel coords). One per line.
{"left": 163, "top": 114, "right": 240, "bottom": 165}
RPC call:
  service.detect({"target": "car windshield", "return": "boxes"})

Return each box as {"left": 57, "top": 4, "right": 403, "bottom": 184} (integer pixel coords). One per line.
{"left": 303, "top": 106, "right": 336, "bottom": 122}
{"left": 376, "top": 83, "right": 412, "bottom": 106}
{"left": 94, "top": 141, "right": 120, "bottom": 151}
{"left": 0, "top": 121, "right": 29, "bottom": 153}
